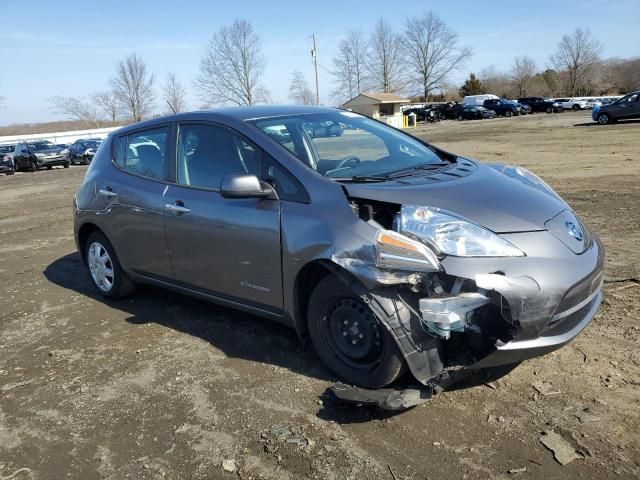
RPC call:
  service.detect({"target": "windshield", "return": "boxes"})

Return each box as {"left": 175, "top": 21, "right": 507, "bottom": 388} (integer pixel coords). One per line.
{"left": 28, "top": 142, "right": 56, "bottom": 151}
{"left": 250, "top": 111, "right": 448, "bottom": 180}
{"left": 0, "top": 145, "right": 15, "bottom": 153}
{"left": 85, "top": 141, "right": 100, "bottom": 148}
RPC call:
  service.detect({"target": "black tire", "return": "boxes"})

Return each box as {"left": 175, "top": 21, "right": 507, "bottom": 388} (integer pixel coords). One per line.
{"left": 546, "top": 107, "right": 553, "bottom": 113}
{"left": 63, "top": 161, "right": 70, "bottom": 168}
{"left": 83, "top": 156, "right": 90, "bottom": 165}
{"left": 597, "top": 113, "right": 611, "bottom": 125}
{"left": 572, "top": 104, "right": 580, "bottom": 111}
{"left": 85, "top": 231, "right": 135, "bottom": 299}
{"left": 30, "top": 160, "right": 38, "bottom": 172}
{"left": 505, "top": 110, "right": 513, "bottom": 117}
{"left": 46, "top": 165, "right": 53, "bottom": 170}
{"left": 6, "top": 169, "right": 14, "bottom": 175}
{"left": 307, "top": 275, "right": 406, "bottom": 388}
{"left": 457, "top": 114, "right": 463, "bottom": 121}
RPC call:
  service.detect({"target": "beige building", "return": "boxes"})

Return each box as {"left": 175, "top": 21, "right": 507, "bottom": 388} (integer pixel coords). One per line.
{"left": 342, "top": 92, "right": 409, "bottom": 128}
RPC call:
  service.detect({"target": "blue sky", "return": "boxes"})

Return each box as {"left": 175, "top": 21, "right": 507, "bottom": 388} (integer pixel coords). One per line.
{"left": 1, "top": 0, "right": 638, "bottom": 125}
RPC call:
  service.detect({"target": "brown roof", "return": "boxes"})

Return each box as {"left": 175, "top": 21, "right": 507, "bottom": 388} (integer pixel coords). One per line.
{"left": 359, "top": 92, "right": 410, "bottom": 103}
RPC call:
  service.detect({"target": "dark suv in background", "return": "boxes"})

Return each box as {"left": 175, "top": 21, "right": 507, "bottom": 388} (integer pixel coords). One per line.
{"left": 69, "top": 139, "right": 103, "bottom": 164}
{"left": 482, "top": 98, "right": 525, "bottom": 117}
{"left": 518, "top": 97, "right": 562, "bottom": 113}
{"left": 13, "top": 141, "right": 70, "bottom": 171}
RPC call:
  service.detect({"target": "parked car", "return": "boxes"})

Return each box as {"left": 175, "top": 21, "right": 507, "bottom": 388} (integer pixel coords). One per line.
{"left": 583, "top": 99, "right": 601, "bottom": 109}
{"left": 553, "top": 98, "right": 588, "bottom": 111}
{"left": 436, "top": 103, "right": 464, "bottom": 120}
{"left": 517, "top": 97, "right": 562, "bottom": 113}
{"left": 482, "top": 98, "right": 524, "bottom": 117}
{"left": 69, "top": 139, "right": 102, "bottom": 165}
{"left": 0, "top": 144, "right": 17, "bottom": 169}
{"left": 0, "top": 145, "right": 15, "bottom": 175}
{"left": 56, "top": 144, "right": 71, "bottom": 160}
{"left": 73, "top": 106, "right": 604, "bottom": 391}
{"left": 592, "top": 91, "right": 640, "bottom": 124}
{"left": 13, "top": 141, "right": 69, "bottom": 171}
{"left": 458, "top": 105, "right": 497, "bottom": 120}
{"left": 403, "top": 107, "right": 441, "bottom": 123}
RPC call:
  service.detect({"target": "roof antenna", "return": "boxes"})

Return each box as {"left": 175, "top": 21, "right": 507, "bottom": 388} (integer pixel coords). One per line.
{"left": 166, "top": 100, "right": 176, "bottom": 115}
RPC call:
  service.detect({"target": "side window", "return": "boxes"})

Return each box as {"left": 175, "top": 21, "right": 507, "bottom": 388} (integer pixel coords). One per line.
{"left": 177, "top": 124, "right": 260, "bottom": 190}
{"left": 115, "top": 127, "right": 168, "bottom": 180}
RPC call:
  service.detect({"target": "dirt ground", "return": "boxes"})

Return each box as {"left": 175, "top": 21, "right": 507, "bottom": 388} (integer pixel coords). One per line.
{"left": 1, "top": 111, "right": 639, "bottom": 480}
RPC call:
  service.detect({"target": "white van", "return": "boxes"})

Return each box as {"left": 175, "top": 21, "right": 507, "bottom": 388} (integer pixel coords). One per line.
{"left": 462, "top": 94, "right": 499, "bottom": 106}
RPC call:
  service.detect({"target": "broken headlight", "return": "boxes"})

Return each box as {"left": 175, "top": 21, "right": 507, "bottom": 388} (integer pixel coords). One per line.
{"left": 397, "top": 205, "right": 525, "bottom": 257}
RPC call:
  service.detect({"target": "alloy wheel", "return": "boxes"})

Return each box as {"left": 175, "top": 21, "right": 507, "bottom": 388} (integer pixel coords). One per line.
{"left": 88, "top": 241, "right": 114, "bottom": 292}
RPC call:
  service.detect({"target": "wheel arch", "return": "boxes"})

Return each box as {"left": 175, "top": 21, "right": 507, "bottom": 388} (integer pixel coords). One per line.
{"left": 293, "top": 259, "right": 358, "bottom": 339}
{"left": 77, "top": 222, "right": 105, "bottom": 265}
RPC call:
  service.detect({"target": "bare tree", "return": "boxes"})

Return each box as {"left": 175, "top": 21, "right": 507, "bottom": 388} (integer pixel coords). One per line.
{"left": 480, "top": 66, "right": 513, "bottom": 98}
{"left": 403, "top": 11, "right": 472, "bottom": 100}
{"left": 163, "top": 72, "right": 187, "bottom": 113}
{"left": 49, "top": 96, "right": 101, "bottom": 127}
{"left": 367, "top": 18, "right": 406, "bottom": 93}
{"left": 92, "top": 90, "right": 119, "bottom": 125}
{"left": 550, "top": 28, "right": 603, "bottom": 96}
{"left": 111, "top": 53, "right": 155, "bottom": 122}
{"left": 332, "top": 30, "right": 368, "bottom": 101}
{"left": 511, "top": 56, "right": 537, "bottom": 97}
{"left": 288, "top": 70, "right": 314, "bottom": 105}
{"left": 195, "top": 19, "right": 269, "bottom": 106}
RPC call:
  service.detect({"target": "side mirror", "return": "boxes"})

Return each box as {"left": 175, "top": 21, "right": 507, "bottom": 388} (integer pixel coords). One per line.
{"left": 220, "top": 174, "right": 277, "bottom": 200}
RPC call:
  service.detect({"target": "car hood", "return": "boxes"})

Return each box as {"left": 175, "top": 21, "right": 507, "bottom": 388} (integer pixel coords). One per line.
{"left": 344, "top": 159, "right": 568, "bottom": 233}
{"left": 37, "top": 148, "right": 63, "bottom": 155}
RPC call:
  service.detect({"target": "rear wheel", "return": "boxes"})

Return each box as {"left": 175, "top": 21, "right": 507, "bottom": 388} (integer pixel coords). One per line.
{"left": 572, "top": 104, "right": 580, "bottom": 111}
{"left": 63, "top": 161, "right": 70, "bottom": 168}
{"left": 83, "top": 156, "right": 91, "bottom": 165}
{"left": 457, "top": 114, "right": 463, "bottom": 121}
{"left": 505, "top": 110, "right": 513, "bottom": 117}
{"left": 307, "top": 275, "right": 406, "bottom": 388}
{"left": 85, "top": 231, "right": 135, "bottom": 299}
{"left": 46, "top": 165, "right": 53, "bottom": 170}
{"left": 546, "top": 107, "right": 553, "bottom": 113}
{"left": 30, "top": 160, "right": 38, "bottom": 171}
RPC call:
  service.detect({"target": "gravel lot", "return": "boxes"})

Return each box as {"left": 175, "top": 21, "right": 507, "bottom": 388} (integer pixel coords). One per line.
{"left": 1, "top": 111, "right": 639, "bottom": 479}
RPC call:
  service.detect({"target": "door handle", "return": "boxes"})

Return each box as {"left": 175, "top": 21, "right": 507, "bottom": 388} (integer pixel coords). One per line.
{"left": 165, "top": 203, "right": 191, "bottom": 214}
{"left": 99, "top": 188, "right": 118, "bottom": 198}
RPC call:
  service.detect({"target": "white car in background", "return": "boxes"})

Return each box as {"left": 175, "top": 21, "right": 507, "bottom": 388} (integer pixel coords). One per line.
{"left": 583, "top": 98, "right": 602, "bottom": 109}
{"left": 553, "top": 98, "right": 589, "bottom": 111}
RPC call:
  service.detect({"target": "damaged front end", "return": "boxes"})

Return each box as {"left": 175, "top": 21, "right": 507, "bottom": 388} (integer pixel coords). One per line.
{"left": 332, "top": 198, "right": 604, "bottom": 389}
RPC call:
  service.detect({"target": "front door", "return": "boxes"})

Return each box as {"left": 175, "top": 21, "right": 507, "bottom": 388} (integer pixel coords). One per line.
{"left": 163, "top": 122, "right": 283, "bottom": 312}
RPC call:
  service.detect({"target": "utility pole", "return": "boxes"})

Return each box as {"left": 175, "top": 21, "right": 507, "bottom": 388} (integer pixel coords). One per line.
{"left": 311, "top": 33, "right": 320, "bottom": 105}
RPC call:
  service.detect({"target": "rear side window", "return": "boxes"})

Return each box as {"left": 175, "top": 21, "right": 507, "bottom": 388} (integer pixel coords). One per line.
{"left": 115, "top": 127, "right": 168, "bottom": 180}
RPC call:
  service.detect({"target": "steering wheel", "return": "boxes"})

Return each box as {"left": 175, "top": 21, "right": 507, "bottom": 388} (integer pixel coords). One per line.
{"left": 336, "top": 155, "right": 361, "bottom": 170}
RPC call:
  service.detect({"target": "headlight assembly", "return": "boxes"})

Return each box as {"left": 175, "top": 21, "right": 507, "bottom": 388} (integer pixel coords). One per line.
{"left": 397, "top": 205, "right": 525, "bottom": 258}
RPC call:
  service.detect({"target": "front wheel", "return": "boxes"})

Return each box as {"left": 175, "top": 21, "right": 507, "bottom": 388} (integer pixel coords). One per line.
{"left": 572, "top": 104, "right": 580, "bottom": 111}
{"left": 307, "top": 275, "right": 406, "bottom": 388}
{"left": 597, "top": 113, "right": 611, "bottom": 125}
{"left": 457, "top": 115, "right": 463, "bottom": 121}
{"left": 85, "top": 231, "right": 135, "bottom": 299}
{"left": 63, "top": 161, "right": 70, "bottom": 168}
{"left": 505, "top": 110, "right": 513, "bottom": 117}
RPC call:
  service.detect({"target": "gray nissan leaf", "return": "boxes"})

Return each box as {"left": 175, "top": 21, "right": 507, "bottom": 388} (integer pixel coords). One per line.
{"left": 73, "top": 106, "right": 604, "bottom": 390}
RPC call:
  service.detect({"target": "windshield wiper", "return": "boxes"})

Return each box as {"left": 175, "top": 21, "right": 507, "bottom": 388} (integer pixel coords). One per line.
{"left": 388, "top": 162, "right": 452, "bottom": 178}
{"left": 342, "top": 174, "right": 391, "bottom": 182}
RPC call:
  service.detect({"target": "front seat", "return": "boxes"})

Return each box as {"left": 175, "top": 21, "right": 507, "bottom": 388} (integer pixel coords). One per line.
{"left": 188, "top": 129, "right": 246, "bottom": 189}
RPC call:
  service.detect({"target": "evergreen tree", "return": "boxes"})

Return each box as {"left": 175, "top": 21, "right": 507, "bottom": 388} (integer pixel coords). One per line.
{"left": 458, "top": 73, "right": 484, "bottom": 97}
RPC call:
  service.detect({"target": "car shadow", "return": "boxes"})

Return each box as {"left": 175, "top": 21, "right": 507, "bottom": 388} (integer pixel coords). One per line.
{"left": 574, "top": 119, "right": 640, "bottom": 127}
{"left": 44, "top": 252, "right": 518, "bottom": 424}
{"left": 44, "top": 252, "right": 333, "bottom": 383}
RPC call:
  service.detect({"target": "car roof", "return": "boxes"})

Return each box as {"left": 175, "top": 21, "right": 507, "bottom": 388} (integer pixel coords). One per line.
{"left": 112, "top": 105, "right": 341, "bottom": 136}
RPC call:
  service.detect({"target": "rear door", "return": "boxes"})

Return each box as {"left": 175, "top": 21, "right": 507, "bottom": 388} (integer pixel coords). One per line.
{"left": 613, "top": 93, "right": 640, "bottom": 119}
{"left": 163, "top": 122, "right": 283, "bottom": 312}
{"left": 97, "top": 125, "right": 174, "bottom": 280}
